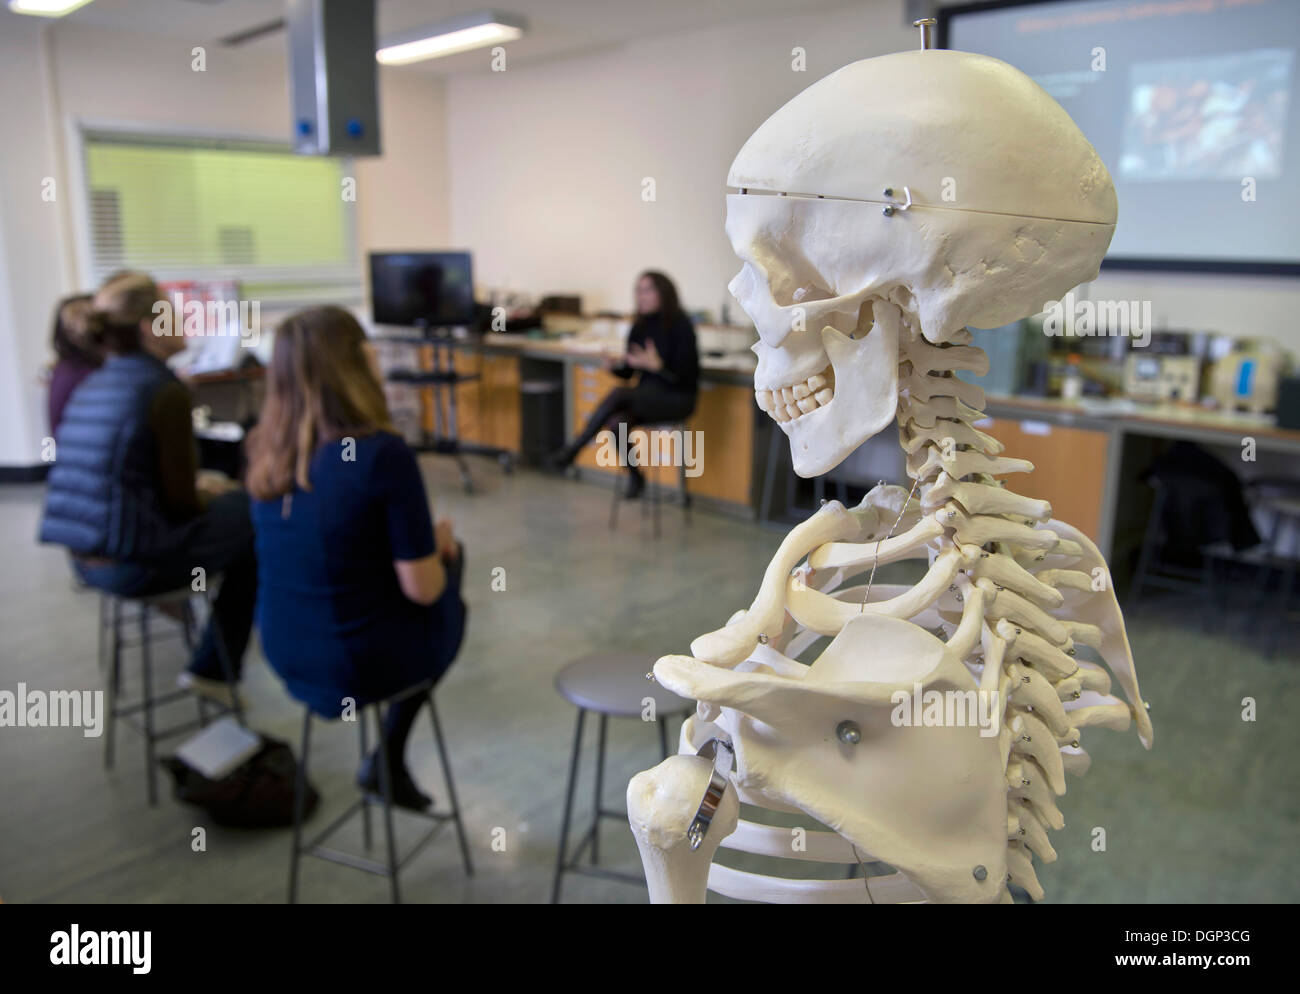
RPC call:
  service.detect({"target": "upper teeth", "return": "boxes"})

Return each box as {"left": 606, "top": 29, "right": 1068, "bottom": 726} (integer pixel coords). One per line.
{"left": 755, "top": 366, "right": 835, "bottom": 423}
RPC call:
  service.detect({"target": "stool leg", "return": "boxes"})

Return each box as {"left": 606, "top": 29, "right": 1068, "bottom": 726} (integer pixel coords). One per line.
{"left": 374, "top": 702, "right": 402, "bottom": 904}
{"left": 1266, "top": 563, "right": 1295, "bottom": 660}
{"left": 760, "top": 425, "right": 781, "bottom": 524}
{"left": 288, "top": 710, "right": 312, "bottom": 904}
{"left": 551, "top": 708, "right": 586, "bottom": 904}
{"left": 139, "top": 605, "right": 158, "bottom": 806}
{"left": 658, "top": 712, "right": 670, "bottom": 760}
{"left": 680, "top": 457, "right": 691, "bottom": 524}
{"left": 180, "top": 599, "right": 197, "bottom": 650}
{"left": 103, "top": 597, "right": 121, "bottom": 771}
{"left": 1201, "top": 556, "right": 1218, "bottom": 635}
{"left": 591, "top": 713, "right": 608, "bottom": 864}
{"left": 97, "top": 593, "right": 109, "bottom": 672}
{"left": 359, "top": 706, "right": 373, "bottom": 851}
{"left": 1128, "top": 485, "right": 1167, "bottom": 610}
{"left": 427, "top": 692, "right": 473, "bottom": 876}
{"left": 205, "top": 590, "right": 244, "bottom": 725}
{"left": 181, "top": 600, "right": 209, "bottom": 727}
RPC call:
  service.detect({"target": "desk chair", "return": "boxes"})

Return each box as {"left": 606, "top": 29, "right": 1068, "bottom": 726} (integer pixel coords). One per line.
{"left": 1202, "top": 477, "right": 1300, "bottom": 657}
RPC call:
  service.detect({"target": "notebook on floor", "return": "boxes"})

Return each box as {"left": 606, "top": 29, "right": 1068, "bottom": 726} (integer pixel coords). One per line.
{"left": 174, "top": 718, "right": 262, "bottom": 780}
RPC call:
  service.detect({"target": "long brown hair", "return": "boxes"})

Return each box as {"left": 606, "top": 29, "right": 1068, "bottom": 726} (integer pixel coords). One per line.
{"left": 247, "top": 306, "right": 394, "bottom": 499}
{"left": 639, "top": 270, "right": 683, "bottom": 324}
{"left": 51, "top": 293, "right": 99, "bottom": 364}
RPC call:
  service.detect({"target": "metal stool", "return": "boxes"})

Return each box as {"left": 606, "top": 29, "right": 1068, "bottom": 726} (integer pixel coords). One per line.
{"left": 100, "top": 583, "right": 243, "bottom": 805}
{"left": 551, "top": 652, "right": 692, "bottom": 903}
{"left": 288, "top": 681, "right": 473, "bottom": 904}
{"left": 608, "top": 421, "right": 692, "bottom": 539}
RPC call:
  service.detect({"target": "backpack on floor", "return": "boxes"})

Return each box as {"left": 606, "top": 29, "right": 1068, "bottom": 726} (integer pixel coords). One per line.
{"left": 161, "top": 734, "right": 320, "bottom": 828}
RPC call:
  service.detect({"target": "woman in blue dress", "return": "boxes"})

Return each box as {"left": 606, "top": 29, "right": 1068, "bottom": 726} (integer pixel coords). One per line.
{"left": 246, "top": 306, "right": 465, "bottom": 810}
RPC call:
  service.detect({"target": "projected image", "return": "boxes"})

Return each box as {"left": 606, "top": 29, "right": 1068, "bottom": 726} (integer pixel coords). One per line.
{"left": 1119, "top": 49, "right": 1292, "bottom": 181}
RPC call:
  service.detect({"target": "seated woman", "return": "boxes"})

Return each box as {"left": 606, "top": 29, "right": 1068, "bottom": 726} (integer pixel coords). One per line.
{"left": 550, "top": 271, "right": 699, "bottom": 497}
{"left": 246, "top": 306, "right": 465, "bottom": 811}
{"left": 39, "top": 272, "right": 257, "bottom": 704}
{"left": 46, "top": 293, "right": 101, "bottom": 434}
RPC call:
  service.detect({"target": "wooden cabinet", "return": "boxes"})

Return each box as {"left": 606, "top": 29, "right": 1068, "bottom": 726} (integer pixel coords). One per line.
{"left": 478, "top": 353, "right": 522, "bottom": 451}
{"left": 981, "top": 416, "right": 1109, "bottom": 542}
{"left": 571, "top": 362, "right": 755, "bottom": 508}
{"left": 572, "top": 365, "right": 624, "bottom": 473}
{"left": 418, "top": 346, "right": 521, "bottom": 453}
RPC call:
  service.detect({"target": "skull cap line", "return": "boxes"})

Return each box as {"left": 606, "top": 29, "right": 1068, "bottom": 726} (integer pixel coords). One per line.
{"left": 727, "top": 50, "right": 1118, "bottom": 228}
{"left": 727, "top": 188, "right": 1118, "bottom": 227}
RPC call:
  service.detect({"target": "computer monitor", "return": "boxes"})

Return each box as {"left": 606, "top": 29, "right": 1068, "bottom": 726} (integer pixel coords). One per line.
{"left": 369, "top": 251, "right": 475, "bottom": 328}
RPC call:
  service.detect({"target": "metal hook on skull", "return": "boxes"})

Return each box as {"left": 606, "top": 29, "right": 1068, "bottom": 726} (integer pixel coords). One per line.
{"left": 882, "top": 186, "right": 913, "bottom": 216}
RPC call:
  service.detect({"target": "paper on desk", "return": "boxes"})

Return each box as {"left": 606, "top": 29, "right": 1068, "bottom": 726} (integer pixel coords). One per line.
{"left": 564, "top": 338, "right": 614, "bottom": 353}
{"left": 1077, "top": 397, "right": 1139, "bottom": 416}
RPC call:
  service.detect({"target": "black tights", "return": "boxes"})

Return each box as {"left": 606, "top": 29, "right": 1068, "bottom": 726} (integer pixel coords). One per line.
{"left": 379, "top": 694, "right": 425, "bottom": 767}
{"left": 571, "top": 385, "right": 696, "bottom": 471}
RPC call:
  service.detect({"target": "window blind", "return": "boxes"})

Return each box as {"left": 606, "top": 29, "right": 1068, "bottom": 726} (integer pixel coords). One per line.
{"left": 82, "top": 131, "right": 360, "bottom": 307}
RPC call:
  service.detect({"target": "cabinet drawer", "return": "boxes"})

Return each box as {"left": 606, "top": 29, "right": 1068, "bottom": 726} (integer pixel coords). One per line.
{"left": 981, "top": 417, "right": 1108, "bottom": 542}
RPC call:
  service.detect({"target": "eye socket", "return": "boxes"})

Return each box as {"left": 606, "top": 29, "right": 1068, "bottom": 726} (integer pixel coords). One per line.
{"left": 744, "top": 243, "right": 834, "bottom": 310}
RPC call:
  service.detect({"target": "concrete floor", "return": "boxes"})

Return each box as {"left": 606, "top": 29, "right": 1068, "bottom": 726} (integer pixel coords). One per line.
{"left": 0, "top": 457, "right": 1296, "bottom": 904}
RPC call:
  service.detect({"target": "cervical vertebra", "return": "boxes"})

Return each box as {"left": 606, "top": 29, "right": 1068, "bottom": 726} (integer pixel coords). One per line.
{"left": 627, "top": 46, "right": 1152, "bottom": 904}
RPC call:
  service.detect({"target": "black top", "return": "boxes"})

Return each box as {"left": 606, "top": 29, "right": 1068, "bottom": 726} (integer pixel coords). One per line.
{"left": 613, "top": 311, "right": 699, "bottom": 395}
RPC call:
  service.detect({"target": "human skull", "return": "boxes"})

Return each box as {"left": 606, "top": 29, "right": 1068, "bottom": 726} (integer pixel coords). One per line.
{"left": 727, "top": 50, "right": 1118, "bottom": 477}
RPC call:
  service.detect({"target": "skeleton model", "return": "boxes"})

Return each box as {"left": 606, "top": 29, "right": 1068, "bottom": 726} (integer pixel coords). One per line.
{"left": 627, "top": 41, "right": 1154, "bottom": 904}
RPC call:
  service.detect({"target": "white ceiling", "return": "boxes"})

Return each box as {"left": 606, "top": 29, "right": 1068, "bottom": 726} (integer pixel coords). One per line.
{"left": 36, "top": 0, "right": 884, "bottom": 75}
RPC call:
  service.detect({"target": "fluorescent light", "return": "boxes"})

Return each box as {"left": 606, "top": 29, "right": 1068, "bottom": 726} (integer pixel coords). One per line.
{"left": 377, "top": 10, "right": 525, "bottom": 66}
{"left": 7, "top": 0, "right": 93, "bottom": 15}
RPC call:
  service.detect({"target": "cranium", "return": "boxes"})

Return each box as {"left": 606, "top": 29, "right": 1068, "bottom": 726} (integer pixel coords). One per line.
{"left": 728, "top": 49, "right": 1117, "bottom": 477}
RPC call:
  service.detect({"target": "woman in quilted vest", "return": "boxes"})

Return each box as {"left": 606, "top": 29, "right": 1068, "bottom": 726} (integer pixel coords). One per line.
{"left": 38, "top": 272, "right": 257, "bottom": 706}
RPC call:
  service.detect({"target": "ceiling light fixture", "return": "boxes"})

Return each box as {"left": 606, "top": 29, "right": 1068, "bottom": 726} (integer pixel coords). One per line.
{"left": 7, "top": 0, "right": 93, "bottom": 15}
{"left": 376, "top": 9, "right": 525, "bottom": 66}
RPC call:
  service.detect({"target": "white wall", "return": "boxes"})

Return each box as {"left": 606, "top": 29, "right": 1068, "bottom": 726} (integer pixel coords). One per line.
{"left": 0, "top": 16, "right": 447, "bottom": 467}
{"left": 445, "top": 2, "right": 1300, "bottom": 347}
{"left": 0, "top": 18, "right": 73, "bottom": 468}
{"left": 446, "top": 4, "right": 916, "bottom": 318}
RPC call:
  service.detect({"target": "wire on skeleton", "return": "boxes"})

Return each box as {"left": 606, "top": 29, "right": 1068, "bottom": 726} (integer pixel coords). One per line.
{"left": 861, "top": 475, "right": 921, "bottom": 611}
